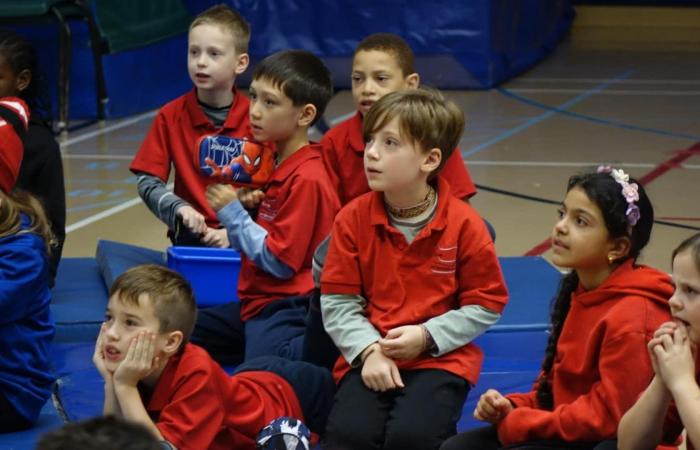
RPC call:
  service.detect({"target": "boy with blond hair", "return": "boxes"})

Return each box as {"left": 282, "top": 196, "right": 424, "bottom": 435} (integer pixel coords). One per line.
{"left": 321, "top": 89, "right": 508, "bottom": 450}
{"left": 130, "top": 4, "right": 252, "bottom": 247}
{"left": 321, "top": 32, "right": 477, "bottom": 206}
{"left": 93, "top": 265, "right": 334, "bottom": 450}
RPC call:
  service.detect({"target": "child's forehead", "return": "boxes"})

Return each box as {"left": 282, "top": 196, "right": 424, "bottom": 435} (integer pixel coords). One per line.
{"left": 189, "top": 22, "right": 236, "bottom": 46}
{"left": 353, "top": 49, "right": 402, "bottom": 72}
{"left": 108, "top": 292, "right": 154, "bottom": 313}
{"left": 251, "top": 77, "right": 285, "bottom": 96}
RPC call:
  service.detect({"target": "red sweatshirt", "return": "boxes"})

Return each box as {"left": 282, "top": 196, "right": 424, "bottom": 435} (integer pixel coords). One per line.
{"left": 498, "top": 259, "right": 674, "bottom": 446}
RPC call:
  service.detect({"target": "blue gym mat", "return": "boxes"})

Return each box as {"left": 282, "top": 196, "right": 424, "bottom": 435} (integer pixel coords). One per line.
{"left": 0, "top": 247, "right": 561, "bottom": 448}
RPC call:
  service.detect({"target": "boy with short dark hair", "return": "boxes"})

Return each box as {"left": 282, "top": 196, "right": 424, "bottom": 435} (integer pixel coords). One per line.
{"left": 321, "top": 32, "right": 477, "bottom": 206}
{"left": 93, "top": 265, "right": 334, "bottom": 450}
{"left": 202, "top": 50, "right": 340, "bottom": 362}
{"left": 130, "top": 4, "right": 253, "bottom": 247}
{"left": 321, "top": 89, "right": 508, "bottom": 450}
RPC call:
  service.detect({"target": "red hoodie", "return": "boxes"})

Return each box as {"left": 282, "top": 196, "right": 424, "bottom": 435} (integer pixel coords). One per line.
{"left": 498, "top": 259, "right": 674, "bottom": 446}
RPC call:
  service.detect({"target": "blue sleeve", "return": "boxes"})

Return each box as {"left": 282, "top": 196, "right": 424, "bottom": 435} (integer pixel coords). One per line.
{"left": 216, "top": 200, "right": 294, "bottom": 279}
{"left": 0, "top": 232, "right": 49, "bottom": 324}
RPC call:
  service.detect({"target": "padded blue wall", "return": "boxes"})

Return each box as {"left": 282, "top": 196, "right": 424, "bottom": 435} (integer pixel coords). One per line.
{"left": 9, "top": 1, "right": 573, "bottom": 119}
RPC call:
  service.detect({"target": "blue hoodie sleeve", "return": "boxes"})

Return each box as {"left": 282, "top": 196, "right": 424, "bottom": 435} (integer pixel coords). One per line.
{"left": 0, "top": 231, "right": 49, "bottom": 324}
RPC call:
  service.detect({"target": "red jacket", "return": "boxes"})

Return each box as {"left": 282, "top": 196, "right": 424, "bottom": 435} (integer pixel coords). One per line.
{"left": 498, "top": 260, "right": 673, "bottom": 445}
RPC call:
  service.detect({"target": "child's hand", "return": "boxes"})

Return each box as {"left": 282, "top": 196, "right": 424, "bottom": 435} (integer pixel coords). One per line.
{"left": 648, "top": 321, "right": 679, "bottom": 375}
{"left": 176, "top": 205, "right": 207, "bottom": 235}
{"left": 237, "top": 188, "right": 265, "bottom": 209}
{"left": 378, "top": 325, "right": 425, "bottom": 360}
{"left": 653, "top": 324, "right": 696, "bottom": 395}
{"left": 206, "top": 184, "right": 239, "bottom": 211}
{"left": 473, "top": 389, "right": 513, "bottom": 424}
{"left": 93, "top": 323, "right": 112, "bottom": 380}
{"left": 201, "top": 227, "right": 229, "bottom": 248}
{"left": 361, "top": 344, "right": 405, "bottom": 392}
{"left": 113, "top": 331, "right": 160, "bottom": 388}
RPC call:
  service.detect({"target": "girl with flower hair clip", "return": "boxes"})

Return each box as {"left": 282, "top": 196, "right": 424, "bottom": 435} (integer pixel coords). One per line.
{"left": 441, "top": 168, "right": 674, "bottom": 450}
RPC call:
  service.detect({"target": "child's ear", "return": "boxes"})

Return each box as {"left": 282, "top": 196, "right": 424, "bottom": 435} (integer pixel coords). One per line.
{"left": 405, "top": 72, "right": 420, "bottom": 90}
{"left": 16, "top": 69, "right": 31, "bottom": 93}
{"left": 608, "top": 236, "right": 632, "bottom": 263}
{"left": 162, "top": 330, "right": 184, "bottom": 356}
{"left": 421, "top": 147, "right": 442, "bottom": 174}
{"left": 235, "top": 53, "right": 250, "bottom": 75}
{"left": 297, "top": 104, "right": 317, "bottom": 127}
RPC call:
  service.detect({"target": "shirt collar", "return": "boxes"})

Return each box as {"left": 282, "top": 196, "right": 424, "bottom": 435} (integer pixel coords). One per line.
{"left": 347, "top": 111, "right": 366, "bottom": 154}
{"left": 185, "top": 87, "right": 249, "bottom": 132}
{"left": 266, "top": 143, "right": 321, "bottom": 185}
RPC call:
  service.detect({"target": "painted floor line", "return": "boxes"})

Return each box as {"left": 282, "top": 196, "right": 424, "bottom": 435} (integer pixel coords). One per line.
{"left": 65, "top": 197, "right": 142, "bottom": 234}
{"left": 66, "top": 182, "right": 173, "bottom": 234}
{"left": 62, "top": 154, "right": 134, "bottom": 160}
{"left": 60, "top": 110, "right": 158, "bottom": 150}
{"left": 524, "top": 142, "right": 700, "bottom": 256}
{"left": 517, "top": 78, "right": 700, "bottom": 85}
{"left": 499, "top": 88, "right": 700, "bottom": 141}
{"left": 508, "top": 88, "right": 700, "bottom": 96}
{"left": 463, "top": 70, "right": 636, "bottom": 157}
{"left": 464, "top": 160, "right": 700, "bottom": 169}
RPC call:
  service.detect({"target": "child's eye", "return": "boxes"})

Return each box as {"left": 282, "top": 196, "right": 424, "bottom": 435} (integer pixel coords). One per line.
{"left": 377, "top": 75, "right": 389, "bottom": 82}
{"left": 264, "top": 99, "right": 276, "bottom": 106}
{"left": 125, "top": 319, "right": 136, "bottom": 327}
{"left": 104, "top": 314, "right": 113, "bottom": 323}
{"left": 556, "top": 208, "right": 564, "bottom": 219}
{"left": 575, "top": 217, "right": 587, "bottom": 226}
{"left": 686, "top": 286, "right": 697, "bottom": 295}
{"left": 351, "top": 75, "right": 363, "bottom": 83}
{"left": 249, "top": 92, "right": 257, "bottom": 100}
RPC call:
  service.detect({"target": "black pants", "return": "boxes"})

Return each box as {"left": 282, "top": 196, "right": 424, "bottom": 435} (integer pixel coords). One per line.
{"left": 234, "top": 356, "right": 336, "bottom": 435}
{"left": 323, "top": 368, "right": 469, "bottom": 450}
{"left": 0, "top": 390, "right": 32, "bottom": 433}
{"left": 439, "top": 425, "right": 618, "bottom": 450}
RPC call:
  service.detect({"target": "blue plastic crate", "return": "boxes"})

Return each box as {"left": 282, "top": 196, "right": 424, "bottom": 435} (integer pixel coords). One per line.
{"left": 166, "top": 247, "right": 241, "bottom": 307}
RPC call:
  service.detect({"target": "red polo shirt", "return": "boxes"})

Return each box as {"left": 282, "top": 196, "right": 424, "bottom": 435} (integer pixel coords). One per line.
{"left": 320, "top": 177, "right": 507, "bottom": 384}
{"left": 238, "top": 143, "right": 340, "bottom": 321}
{"left": 130, "top": 88, "right": 252, "bottom": 226}
{"left": 143, "top": 344, "right": 303, "bottom": 450}
{"left": 320, "top": 111, "right": 477, "bottom": 206}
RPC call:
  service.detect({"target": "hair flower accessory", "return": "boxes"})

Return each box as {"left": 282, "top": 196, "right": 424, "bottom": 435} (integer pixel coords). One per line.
{"left": 597, "top": 165, "right": 640, "bottom": 230}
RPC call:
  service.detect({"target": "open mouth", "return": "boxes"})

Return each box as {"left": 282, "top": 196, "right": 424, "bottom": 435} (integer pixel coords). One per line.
{"left": 104, "top": 346, "right": 121, "bottom": 361}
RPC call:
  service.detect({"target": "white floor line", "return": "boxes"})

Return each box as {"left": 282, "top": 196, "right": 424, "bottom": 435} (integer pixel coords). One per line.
{"left": 65, "top": 197, "right": 143, "bottom": 234}
{"left": 65, "top": 182, "right": 174, "bottom": 234}
{"left": 328, "top": 111, "right": 355, "bottom": 126}
{"left": 507, "top": 88, "right": 700, "bottom": 96}
{"left": 464, "top": 160, "right": 700, "bottom": 169}
{"left": 517, "top": 78, "right": 700, "bottom": 85}
{"left": 59, "top": 109, "right": 158, "bottom": 150}
{"left": 62, "top": 154, "right": 134, "bottom": 160}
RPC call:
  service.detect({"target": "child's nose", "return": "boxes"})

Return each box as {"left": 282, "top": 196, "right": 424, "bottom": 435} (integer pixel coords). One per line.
{"left": 669, "top": 291, "right": 682, "bottom": 311}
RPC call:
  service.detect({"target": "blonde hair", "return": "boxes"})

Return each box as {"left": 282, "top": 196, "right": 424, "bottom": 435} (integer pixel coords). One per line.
{"left": 0, "top": 189, "right": 54, "bottom": 251}
{"left": 362, "top": 88, "right": 465, "bottom": 178}
{"left": 189, "top": 4, "right": 250, "bottom": 54}
{"left": 110, "top": 265, "right": 196, "bottom": 348}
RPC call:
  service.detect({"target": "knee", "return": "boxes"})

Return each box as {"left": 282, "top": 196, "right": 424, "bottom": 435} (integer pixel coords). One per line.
{"left": 383, "top": 425, "right": 443, "bottom": 450}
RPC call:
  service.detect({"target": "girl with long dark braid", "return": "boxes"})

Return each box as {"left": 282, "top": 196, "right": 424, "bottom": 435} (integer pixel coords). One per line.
{"left": 441, "top": 168, "right": 674, "bottom": 450}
